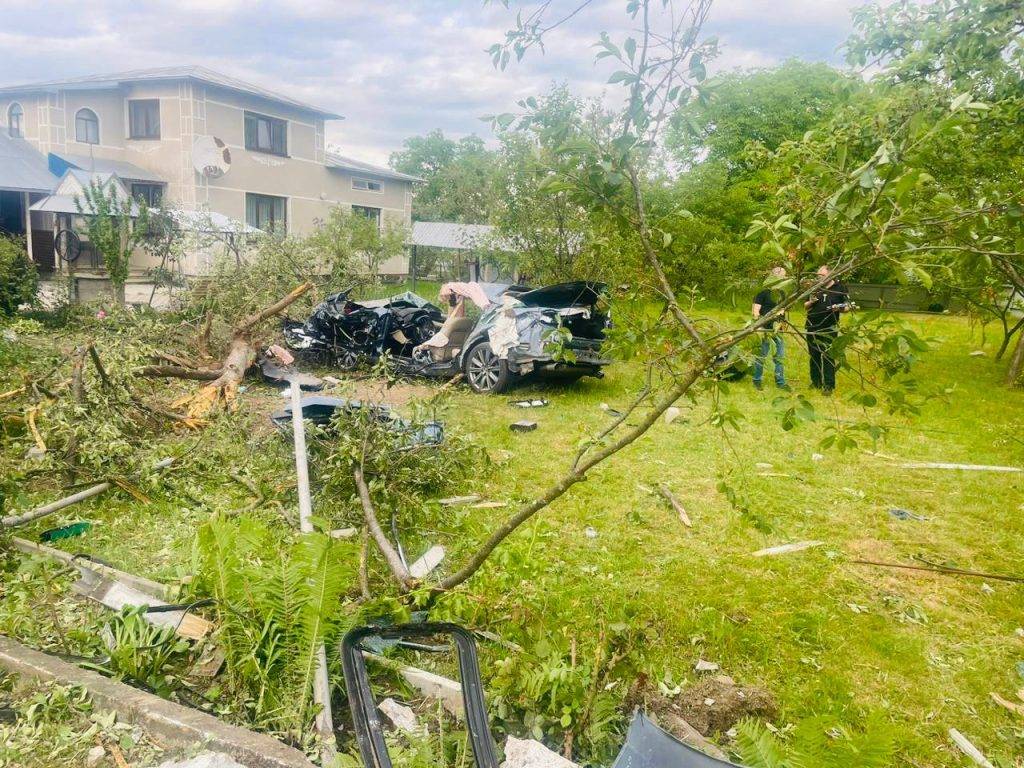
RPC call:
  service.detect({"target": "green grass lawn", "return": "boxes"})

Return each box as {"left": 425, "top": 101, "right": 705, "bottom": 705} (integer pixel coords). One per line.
{"left": 1, "top": 307, "right": 1022, "bottom": 766}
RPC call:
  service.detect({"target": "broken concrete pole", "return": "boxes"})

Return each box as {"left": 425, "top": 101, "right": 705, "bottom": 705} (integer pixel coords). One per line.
{"left": 501, "top": 736, "right": 579, "bottom": 768}
{"left": 378, "top": 698, "right": 420, "bottom": 734}
{"left": 73, "top": 572, "right": 212, "bottom": 641}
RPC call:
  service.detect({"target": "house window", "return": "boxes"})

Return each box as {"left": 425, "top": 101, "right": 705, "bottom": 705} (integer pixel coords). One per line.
{"left": 7, "top": 103, "right": 23, "bottom": 138}
{"left": 246, "top": 193, "right": 287, "bottom": 232}
{"left": 131, "top": 183, "right": 163, "bottom": 207}
{"left": 244, "top": 112, "right": 287, "bottom": 156}
{"left": 128, "top": 99, "right": 160, "bottom": 139}
{"left": 75, "top": 108, "right": 100, "bottom": 144}
{"left": 352, "top": 178, "right": 383, "bottom": 193}
{"left": 353, "top": 205, "right": 381, "bottom": 229}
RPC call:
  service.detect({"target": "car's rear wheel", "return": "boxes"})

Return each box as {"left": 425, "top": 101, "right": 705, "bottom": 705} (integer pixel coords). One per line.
{"left": 464, "top": 342, "right": 511, "bottom": 394}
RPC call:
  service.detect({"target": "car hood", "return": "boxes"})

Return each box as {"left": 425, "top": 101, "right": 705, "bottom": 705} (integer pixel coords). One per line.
{"left": 511, "top": 281, "right": 606, "bottom": 309}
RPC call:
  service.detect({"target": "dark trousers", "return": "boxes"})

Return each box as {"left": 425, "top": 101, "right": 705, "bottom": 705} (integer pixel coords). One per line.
{"left": 807, "top": 328, "right": 837, "bottom": 390}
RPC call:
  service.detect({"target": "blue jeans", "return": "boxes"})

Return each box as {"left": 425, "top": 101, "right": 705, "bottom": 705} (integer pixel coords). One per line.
{"left": 753, "top": 333, "right": 785, "bottom": 386}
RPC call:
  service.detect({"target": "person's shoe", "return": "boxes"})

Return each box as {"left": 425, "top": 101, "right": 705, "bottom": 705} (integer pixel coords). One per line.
{"left": 777, "top": 383, "right": 791, "bottom": 391}
{"left": 753, "top": 381, "right": 763, "bottom": 391}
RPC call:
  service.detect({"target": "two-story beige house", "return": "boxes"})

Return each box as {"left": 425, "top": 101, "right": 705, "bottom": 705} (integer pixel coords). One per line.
{"left": 0, "top": 66, "right": 419, "bottom": 277}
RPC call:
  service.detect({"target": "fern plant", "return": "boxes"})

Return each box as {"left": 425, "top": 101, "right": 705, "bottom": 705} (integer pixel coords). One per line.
{"left": 194, "top": 514, "right": 358, "bottom": 736}
{"left": 733, "top": 714, "right": 897, "bottom": 768}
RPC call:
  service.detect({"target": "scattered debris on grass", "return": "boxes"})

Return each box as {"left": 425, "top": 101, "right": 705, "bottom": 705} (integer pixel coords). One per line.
{"left": 900, "top": 461, "right": 1022, "bottom": 472}
{"left": 510, "top": 420, "right": 538, "bottom": 432}
{"left": 949, "top": 727, "right": 996, "bottom": 768}
{"left": 503, "top": 735, "right": 580, "bottom": 768}
{"left": 751, "top": 540, "right": 823, "bottom": 557}
{"left": 657, "top": 483, "right": 692, "bottom": 527}
{"left": 439, "top": 494, "right": 481, "bottom": 506}
{"left": 511, "top": 398, "right": 549, "bottom": 408}
{"left": 888, "top": 507, "right": 929, "bottom": 521}
{"left": 850, "top": 558, "right": 1024, "bottom": 583}
{"left": 378, "top": 697, "right": 421, "bottom": 735}
{"left": 408, "top": 544, "right": 445, "bottom": 578}
{"left": 675, "top": 675, "right": 777, "bottom": 737}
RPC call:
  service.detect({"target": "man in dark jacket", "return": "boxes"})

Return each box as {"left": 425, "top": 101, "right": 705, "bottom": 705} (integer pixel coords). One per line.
{"left": 804, "top": 265, "right": 851, "bottom": 393}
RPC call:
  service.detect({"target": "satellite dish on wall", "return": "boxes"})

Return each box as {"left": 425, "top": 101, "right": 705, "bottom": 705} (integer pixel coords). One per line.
{"left": 193, "top": 136, "right": 231, "bottom": 179}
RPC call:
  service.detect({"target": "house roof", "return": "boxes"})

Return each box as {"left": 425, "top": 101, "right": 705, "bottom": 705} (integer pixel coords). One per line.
{"left": 326, "top": 152, "right": 423, "bottom": 183}
{"left": 0, "top": 65, "right": 343, "bottom": 120}
{"left": 411, "top": 221, "right": 511, "bottom": 251}
{"left": 51, "top": 152, "right": 166, "bottom": 183}
{"left": 0, "top": 132, "right": 56, "bottom": 193}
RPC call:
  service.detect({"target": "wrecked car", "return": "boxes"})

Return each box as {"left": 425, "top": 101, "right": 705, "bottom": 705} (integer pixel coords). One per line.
{"left": 283, "top": 281, "right": 611, "bottom": 394}
{"left": 282, "top": 288, "right": 443, "bottom": 370}
{"left": 400, "top": 280, "right": 611, "bottom": 394}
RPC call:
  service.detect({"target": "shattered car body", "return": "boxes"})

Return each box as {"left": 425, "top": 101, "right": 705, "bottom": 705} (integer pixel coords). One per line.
{"left": 282, "top": 289, "right": 443, "bottom": 370}
{"left": 401, "top": 280, "right": 611, "bottom": 394}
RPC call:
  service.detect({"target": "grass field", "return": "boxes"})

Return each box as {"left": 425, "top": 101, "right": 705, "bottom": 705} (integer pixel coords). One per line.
{"left": 1, "top": 300, "right": 1022, "bottom": 766}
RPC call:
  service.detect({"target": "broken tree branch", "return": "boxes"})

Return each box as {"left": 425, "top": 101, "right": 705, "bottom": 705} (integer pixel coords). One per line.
{"left": 434, "top": 360, "right": 706, "bottom": 594}
{"left": 657, "top": 483, "right": 692, "bottom": 527}
{"left": 851, "top": 558, "right": 1024, "bottom": 583}
{"left": 354, "top": 466, "right": 415, "bottom": 591}
{"left": 86, "top": 343, "right": 111, "bottom": 388}
{"left": 235, "top": 282, "right": 313, "bottom": 336}
{"left": 138, "top": 365, "right": 224, "bottom": 381}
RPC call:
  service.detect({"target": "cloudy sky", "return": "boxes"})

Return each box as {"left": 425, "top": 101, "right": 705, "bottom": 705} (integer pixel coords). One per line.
{"left": 0, "top": 0, "right": 867, "bottom": 165}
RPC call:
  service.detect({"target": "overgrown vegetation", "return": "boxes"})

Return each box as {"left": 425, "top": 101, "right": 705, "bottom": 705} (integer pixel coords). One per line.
{"left": 0, "top": 236, "right": 38, "bottom": 317}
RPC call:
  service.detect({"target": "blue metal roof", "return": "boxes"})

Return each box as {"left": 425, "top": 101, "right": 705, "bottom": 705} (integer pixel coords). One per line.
{"left": 0, "top": 133, "right": 56, "bottom": 193}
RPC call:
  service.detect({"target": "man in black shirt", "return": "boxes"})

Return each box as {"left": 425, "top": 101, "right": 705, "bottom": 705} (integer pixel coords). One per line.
{"left": 804, "top": 265, "right": 850, "bottom": 393}
{"left": 752, "top": 266, "right": 789, "bottom": 391}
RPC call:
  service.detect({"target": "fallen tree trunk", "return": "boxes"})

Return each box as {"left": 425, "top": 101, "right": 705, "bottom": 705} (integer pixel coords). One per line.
{"left": 150, "top": 283, "right": 313, "bottom": 417}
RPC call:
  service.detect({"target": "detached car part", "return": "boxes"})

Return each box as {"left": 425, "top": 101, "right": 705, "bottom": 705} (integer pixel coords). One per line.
{"left": 270, "top": 396, "right": 443, "bottom": 448}
{"left": 612, "top": 711, "right": 745, "bottom": 768}
{"left": 341, "top": 623, "right": 499, "bottom": 768}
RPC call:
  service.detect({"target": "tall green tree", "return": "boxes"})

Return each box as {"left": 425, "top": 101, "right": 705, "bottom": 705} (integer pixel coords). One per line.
{"left": 667, "top": 60, "right": 856, "bottom": 169}
{"left": 389, "top": 129, "right": 498, "bottom": 222}
{"left": 75, "top": 180, "right": 150, "bottom": 305}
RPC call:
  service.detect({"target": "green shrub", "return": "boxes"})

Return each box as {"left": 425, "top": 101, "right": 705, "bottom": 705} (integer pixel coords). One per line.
{"left": 0, "top": 236, "right": 38, "bottom": 316}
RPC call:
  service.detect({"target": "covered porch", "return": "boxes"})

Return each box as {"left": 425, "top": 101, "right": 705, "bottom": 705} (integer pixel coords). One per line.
{"left": 0, "top": 132, "right": 58, "bottom": 274}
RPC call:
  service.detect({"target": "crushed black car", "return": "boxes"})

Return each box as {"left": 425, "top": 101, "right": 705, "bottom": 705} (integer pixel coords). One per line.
{"left": 282, "top": 281, "right": 611, "bottom": 394}
{"left": 282, "top": 288, "right": 443, "bottom": 370}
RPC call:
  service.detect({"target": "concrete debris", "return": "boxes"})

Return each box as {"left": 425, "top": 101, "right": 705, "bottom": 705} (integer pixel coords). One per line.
{"left": 397, "top": 664, "right": 464, "bottom": 718}
{"left": 811, "top": 453, "right": 824, "bottom": 462}
{"left": 510, "top": 420, "right": 538, "bottom": 432}
{"left": 512, "top": 399, "right": 549, "bottom": 408}
{"left": 409, "top": 545, "right": 445, "bottom": 579}
{"left": 969, "top": 350, "right": 986, "bottom": 357}
{"left": 584, "top": 526, "right": 598, "bottom": 538}
{"left": 751, "top": 540, "right": 824, "bottom": 557}
{"left": 378, "top": 697, "right": 420, "bottom": 734}
{"left": 439, "top": 495, "right": 481, "bottom": 506}
{"left": 663, "top": 407, "right": 681, "bottom": 425}
{"left": 86, "top": 745, "right": 106, "bottom": 767}
{"left": 694, "top": 659, "right": 720, "bottom": 673}
{"left": 501, "top": 736, "right": 579, "bottom": 768}
{"left": 329, "top": 527, "right": 358, "bottom": 539}
{"left": 155, "top": 752, "right": 247, "bottom": 768}
{"left": 981, "top": 582, "right": 995, "bottom": 594}
{"left": 948, "top": 728, "right": 995, "bottom": 768}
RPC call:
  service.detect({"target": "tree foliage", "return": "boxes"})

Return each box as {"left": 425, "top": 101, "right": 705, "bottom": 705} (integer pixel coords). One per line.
{"left": 75, "top": 180, "right": 150, "bottom": 304}
{"left": 0, "top": 236, "right": 38, "bottom": 316}
{"left": 389, "top": 129, "right": 498, "bottom": 222}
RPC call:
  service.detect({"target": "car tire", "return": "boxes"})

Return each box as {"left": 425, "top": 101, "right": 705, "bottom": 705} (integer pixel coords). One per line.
{"left": 464, "top": 341, "right": 511, "bottom": 394}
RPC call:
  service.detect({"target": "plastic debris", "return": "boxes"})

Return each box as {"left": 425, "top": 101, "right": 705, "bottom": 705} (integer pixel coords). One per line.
{"left": 611, "top": 711, "right": 741, "bottom": 768}
{"left": 511, "top": 399, "right": 549, "bottom": 408}
{"left": 510, "top": 420, "right": 538, "bottom": 432}
{"left": 39, "top": 521, "right": 92, "bottom": 542}
{"left": 409, "top": 545, "right": 445, "bottom": 578}
{"left": 888, "top": 508, "right": 928, "bottom": 521}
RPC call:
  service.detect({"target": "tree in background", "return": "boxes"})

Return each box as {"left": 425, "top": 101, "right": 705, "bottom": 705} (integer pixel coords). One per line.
{"left": 667, "top": 60, "right": 856, "bottom": 170}
{"left": 0, "top": 236, "right": 38, "bottom": 316}
{"left": 75, "top": 180, "right": 150, "bottom": 305}
{"left": 307, "top": 205, "right": 408, "bottom": 277}
{"left": 389, "top": 129, "right": 498, "bottom": 222}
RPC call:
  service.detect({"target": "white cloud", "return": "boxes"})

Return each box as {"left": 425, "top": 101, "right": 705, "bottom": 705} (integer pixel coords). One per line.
{"left": 0, "top": 0, "right": 861, "bottom": 165}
